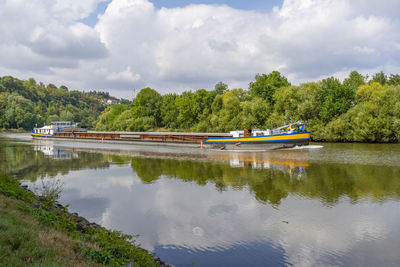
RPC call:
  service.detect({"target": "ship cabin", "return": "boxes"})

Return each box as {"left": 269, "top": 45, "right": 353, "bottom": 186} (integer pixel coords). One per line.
{"left": 229, "top": 129, "right": 272, "bottom": 138}
{"left": 32, "top": 121, "right": 78, "bottom": 136}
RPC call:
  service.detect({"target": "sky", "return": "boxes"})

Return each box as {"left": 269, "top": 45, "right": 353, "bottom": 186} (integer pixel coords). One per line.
{"left": 1, "top": 0, "right": 400, "bottom": 99}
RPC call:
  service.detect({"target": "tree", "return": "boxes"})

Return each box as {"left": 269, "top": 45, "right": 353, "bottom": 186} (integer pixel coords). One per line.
{"left": 343, "top": 70, "right": 366, "bottom": 90}
{"left": 319, "top": 77, "right": 355, "bottom": 123}
{"left": 214, "top": 90, "right": 242, "bottom": 131}
{"left": 273, "top": 86, "right": 301, "bottom": 121}
{"left": 214, "top": 82, "right": 228, "bottom": 95}
{"left": 47, "top": 83, "right": 57, "bottom": 89}
{"left": 95, "top": 104, "right": 128, "bottom": 131}
{"left": 249, "top": 71, "right": 290, "bottom": 103}
{"left": 59, "top": 110, "right": 74, "bottom": 122}
{"left": 356, "top": 82, "right": 384, "bottom": 102}
{"left": 388, "top": 74, "right": 400, "bottom": 86}
{"left": 175, "top": 92, "right": 196, "bottom": 129}
{"left": 131, "top": 88, "right": 162, "bottom": 127}
{"left": 241, "top": 97, "right": 271, "bottom": 129}
{"left": 370, "top": 71, "right": 387, "bottom": 85}
{"left": 161, "top": 94, "right": 179, "bottom": 129}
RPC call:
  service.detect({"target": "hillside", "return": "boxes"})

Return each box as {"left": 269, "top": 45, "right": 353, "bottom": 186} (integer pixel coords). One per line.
{"left": 0, "top": 76, "right": 123, "bottom": 130}
{"left": 95, "top": 71, "right": 400, "bottom": 143}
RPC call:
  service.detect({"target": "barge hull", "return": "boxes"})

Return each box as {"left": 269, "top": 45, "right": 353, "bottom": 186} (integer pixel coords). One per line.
{"left": 33, "top": 131, "right": 231, "bottom": 146}
{"left": 32, "top": 131, "right": 311, "bottom": 150}
{"left": 205, "top": 139, "right": 310, "bottom": 151}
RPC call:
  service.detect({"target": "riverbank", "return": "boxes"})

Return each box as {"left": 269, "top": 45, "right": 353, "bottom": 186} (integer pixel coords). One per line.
{"left": 0, "top": 128, "right": 28, "bottom": 133}
{"left": 0, "top": 174, "right": 170, "bottom": 266}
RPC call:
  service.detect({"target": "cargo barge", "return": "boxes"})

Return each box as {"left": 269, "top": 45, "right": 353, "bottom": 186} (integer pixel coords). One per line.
{"left": 32, "top": 121, "right": 310, "bottom": 150}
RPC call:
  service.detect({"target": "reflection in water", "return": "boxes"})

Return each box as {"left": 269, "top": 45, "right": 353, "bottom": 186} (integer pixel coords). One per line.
{"left": 34, "top": 142, "right": 79, "bottom": 160}
{"left": 2, "top": 138, "right": 400, "bottom": 205}
{"left": 209, "top": 150, "right": 309, "bottom": 179}
{"left": 1, "top": 135, "right": 400, "bottom": 266}
{"left": 0, "top": 138, "right": 110, "bottom": 180}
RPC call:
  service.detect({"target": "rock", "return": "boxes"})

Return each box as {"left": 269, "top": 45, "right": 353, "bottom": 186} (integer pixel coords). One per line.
{"left": 30, "top": 201, "right": 43, "bottom": 209}
{"left": 89, "top": 222, "right": 100, "bottom": 229}
{"left": 53, "top": 203, "right": 64, "bottom": 211}
{"left": 76, "top": 220, "right": 90, "bottom": 231}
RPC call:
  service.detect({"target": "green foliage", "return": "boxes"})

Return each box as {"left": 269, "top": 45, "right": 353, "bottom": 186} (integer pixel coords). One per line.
{"left": 388, "top": 74, "right": 400, "bottom": 86}
{"left": 161, "top": 94, "right": 179, "bottom": 128}
{"left": 240, "top": 97, "right": 271, "bottom": 129}
{"left": 0, "top": 75, "right": 120, "bottom": 130}
{"left": 214, "top": 81, "right": 228, "bottom": 95}
{"left": 343, "top": 70, "right": 366, "bottom": 89}
{"left": 34, "top": 179, "right": 65, "bottom": 210}
{"left": 0, "top": 175, "right": 35, "bottom": 203}
{"left": 211, "top": 90, "right": 242, "bottom": 132}
{"left": 370, "top": 71, "right": 388, "bottom": 85}
{"left": 127, "top": 153, "right": 400, "bottom": 206}
{"left": 0, "top": 203, "right": 56, "bottom": 266}
{"left": 248, "top": 71, "right": 290, "bottom": 103}
{"left": 132, "top": 88, "right": 162, "bottom": 128}
{"left": 323, "top": 84, "right": 400, "bottom": 142}
{"left": 93, "top": 70, "right": 400, "bottom": 143}
{"left": 59, "top": 110, "right": 74, "bottom": 122}
{"left": 95, "top": 104, "right": 129, "bottom": 131}
{"left": 0, "top": 174, "right": 160, "bottom": 266}
{"left": 319, "top": 77, "right": 355, "bottom": 123}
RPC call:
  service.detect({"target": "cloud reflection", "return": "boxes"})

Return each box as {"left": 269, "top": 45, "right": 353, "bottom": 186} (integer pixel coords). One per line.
{"left": 17, "top": 141, "right": 400, "bottom": 266}
{"left": 41, "top": 165, "right": 400, "bottom": 266}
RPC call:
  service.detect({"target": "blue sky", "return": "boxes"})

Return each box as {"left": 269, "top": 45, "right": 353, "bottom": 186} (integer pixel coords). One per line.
{"left": 150, "top": 0, "right": 282, "bottom": 10}
{"left": 81, "top": 0, "right": 283, "bottom": 27}
{"left": 1, "top": 0, "right": 399, "bottom": 98}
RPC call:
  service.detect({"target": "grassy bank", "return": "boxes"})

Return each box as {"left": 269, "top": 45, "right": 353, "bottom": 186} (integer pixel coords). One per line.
{"left": 0, "top": 174, "right": 163, "bottom": 266}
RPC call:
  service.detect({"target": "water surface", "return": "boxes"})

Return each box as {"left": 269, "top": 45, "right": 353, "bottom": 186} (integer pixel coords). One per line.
{"left": 1, "top": 133, "right": 400, "bottom": 267}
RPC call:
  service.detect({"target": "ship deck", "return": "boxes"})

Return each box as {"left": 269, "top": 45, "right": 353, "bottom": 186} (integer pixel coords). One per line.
{"left": 51, "top": 131, "right": 231, "bottom": 143}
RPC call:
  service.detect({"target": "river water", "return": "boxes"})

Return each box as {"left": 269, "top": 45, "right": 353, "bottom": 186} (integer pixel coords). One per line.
{"left": 1, "top": 133, "right": 400, "bottom": 267}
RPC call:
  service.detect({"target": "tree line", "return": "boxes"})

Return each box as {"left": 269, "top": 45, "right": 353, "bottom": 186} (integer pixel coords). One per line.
{"left": 0, "top": 76, "right": 120, "bottom": 130}
{"left": 95, "top": 71, "right": 400, "bottom": 142}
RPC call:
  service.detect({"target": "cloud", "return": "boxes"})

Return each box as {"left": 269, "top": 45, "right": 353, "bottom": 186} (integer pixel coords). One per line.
{"left": 0, "top": 0, "right": 399, "bottom": 98}
{"left": 35, "top": 162, "right": 400, "bottom": 267}
{"left": 0, "top": 0, "right": 107, "bottom": 74}
{"left": 106, "top": 66, "right": 141, "bottom": 82}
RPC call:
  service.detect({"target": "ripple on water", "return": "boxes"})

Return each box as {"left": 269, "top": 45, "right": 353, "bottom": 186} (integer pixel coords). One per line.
{"left": 156, "top": 239, "right": 290, "bottom": 267}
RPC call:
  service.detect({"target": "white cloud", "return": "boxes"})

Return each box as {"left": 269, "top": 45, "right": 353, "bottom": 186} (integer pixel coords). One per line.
{"left": 32, "top": 164, "right": 400, "bottom": 266}
{"left": 106, "top": 66, "right": 141, "bottom": 82}
{"left": 0, "top": 0, "right": 399, "bottom": 98}
{"left": 0, "top": 0, "right": 107, "bottom": 75}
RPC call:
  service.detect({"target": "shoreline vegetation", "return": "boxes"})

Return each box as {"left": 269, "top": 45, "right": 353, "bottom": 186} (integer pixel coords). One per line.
{"left": 0, "top": 174, "right": 169, "bottom": 267}
{"left": 1, "top": 70, "right": 400, "bottom": 143}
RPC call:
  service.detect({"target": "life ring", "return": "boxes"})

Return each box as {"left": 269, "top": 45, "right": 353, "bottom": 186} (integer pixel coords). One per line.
{"left": 244, "top": 129, "right": 250, "bottom": 137}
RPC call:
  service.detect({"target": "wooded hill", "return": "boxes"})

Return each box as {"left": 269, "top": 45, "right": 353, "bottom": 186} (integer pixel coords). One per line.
{"left": 0, "top": 76, "right": 123, "bottom": 130}
{"left": 95, "top": 71, "right": 400, "bottom": 142}
{"left": 2, "top": 71, "right": 399, "bottom": 143}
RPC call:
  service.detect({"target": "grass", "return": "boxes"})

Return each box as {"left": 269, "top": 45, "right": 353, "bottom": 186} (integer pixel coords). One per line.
{"left": 0, "top": 175, "right": 161, "bottom": 266}
{"left": 0, "top": 194, "right": 99, "bottom": 266}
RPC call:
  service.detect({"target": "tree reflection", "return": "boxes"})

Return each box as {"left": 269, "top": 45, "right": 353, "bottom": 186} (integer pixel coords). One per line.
{"left": 2, "top": 138, "right": 400, "bottom": 206}
{"left": 0, "top": 140, "right": 110, "bottom": 181}
{"left": 130, "top": 153, "right": 400, "bottom": 205}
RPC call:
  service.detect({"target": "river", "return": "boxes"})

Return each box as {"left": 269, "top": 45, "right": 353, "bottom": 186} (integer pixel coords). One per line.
{"left": 1, "top": 133, "right": 400, "bottom": 267}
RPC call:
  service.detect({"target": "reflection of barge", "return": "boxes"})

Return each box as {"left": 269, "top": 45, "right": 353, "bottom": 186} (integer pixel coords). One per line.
{"left": 31, "top": 121, "right": 310, "bottom": 150}
{"left": 34, "top": 143, "right": 78, "bottom": 160}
